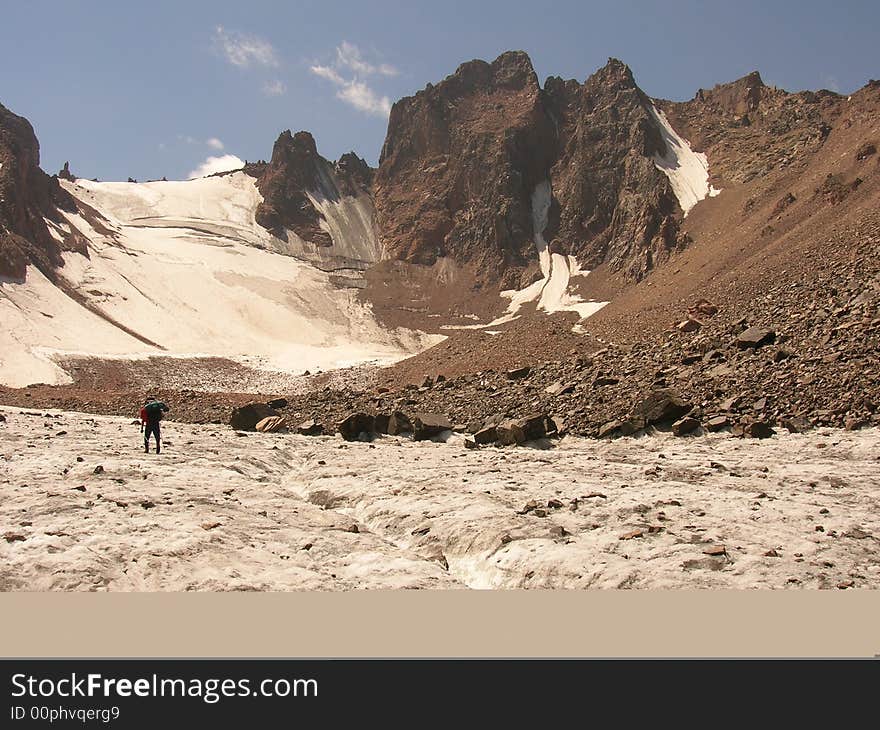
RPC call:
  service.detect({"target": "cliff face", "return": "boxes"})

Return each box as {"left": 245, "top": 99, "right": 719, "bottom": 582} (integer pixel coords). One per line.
{"left": 374, "top": 53, "right": 689, "bottom": 288}
{"left": 0, "top": 102, "right": 81, "bottom": 280}
{"left": 374, "top": 51, "right": 556, "bottom": 290}
{"left": 544, "top": 60, "right": 683, "bottom": 280}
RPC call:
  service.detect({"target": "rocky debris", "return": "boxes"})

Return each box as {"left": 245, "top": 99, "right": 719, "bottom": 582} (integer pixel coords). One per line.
{"left": 736, "top": 327, "right": 777, "bottom": 349}
{"left": 93, "top": 465, "right": 104, "bottom": 474}
{"left": 412, "top": 413, "right": 452, "bottom": 441}
{"left": 230, "top": 403, "right": 279, "bottom": 432}
{"left": 855, "top": 141, "right": 876, "bottom": 161}
{"left": 4, "top": 532, "right": 26, "bottom": 543}
{"left": 338, "top": 413, "right": 375, "bottom": 442}
{"left": 0, "top": 414, "right": 6, "bottom": 423}
{"left": 266, "top": 398, "right": 288, "bottom": 410}
{"left": 255, "top": 415, "right": 288, "bottom": 433}
{"left": 296, "top": 419, "right": 324, "bottom": 436}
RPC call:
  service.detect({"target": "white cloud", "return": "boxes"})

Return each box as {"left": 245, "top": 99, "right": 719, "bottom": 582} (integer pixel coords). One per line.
{"left": 310, "top": 64, "right": 345, "bottom": 85}
{"left": 213, "top": 26, "right": 278, "bottom": 68}
{"left": 335, "top": 40, "right": 398, "bottom": 77}
{"left": 205, "top": 137, "right": 225, "bottom": 150}
{"left": 262, "top": 79, "right": 287, "bottom": 96}
{"left": 309, "top": 42, "right": 396, "bottom": 117}
{"left": 336, "top": 81, "right": 391, "bottom": 116}
{"left": 187, "top": 154, "right": 245, "bottom": 180}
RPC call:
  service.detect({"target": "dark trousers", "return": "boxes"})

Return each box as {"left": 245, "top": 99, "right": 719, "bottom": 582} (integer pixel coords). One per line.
{"left": 144, "top": 421, "right": 161, "bottom": 452}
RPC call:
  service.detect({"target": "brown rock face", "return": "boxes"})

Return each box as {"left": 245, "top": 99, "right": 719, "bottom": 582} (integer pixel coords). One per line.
{"left": 252, "top": 130, "right": 333, "bottom": 245}
{"left": 544, "top": 59, "right": 682, "bottom": 280}
{"left": 374, "top": 53, "right": 686, "bottom": 289}
{"left": 375, "top": 51, "right": 556, "bottom": 289}
{"left": 252, "top": 130, "right": 373, "bottom": 247}
{"left": 0, "top": 102, "right": 80, "bottom": 280}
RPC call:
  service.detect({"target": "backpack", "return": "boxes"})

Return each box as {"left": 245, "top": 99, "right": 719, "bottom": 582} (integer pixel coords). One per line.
{"left": 144, "top": 401, "right": 167, "bottom": 418}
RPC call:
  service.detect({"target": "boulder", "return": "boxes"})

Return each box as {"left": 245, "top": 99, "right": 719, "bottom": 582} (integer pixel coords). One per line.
{"left": 387, "top": 411, "right": 413, "bottom": 435}
{"left": 231, "top": 403, "right": 279, "bottom": 431}
{"left": 266, "top": 398, "right": 288, "bottom": 409}
{"left": 255, "top": 416, "right": 288, "bottom": 433}
{"left": 496, "top": 413, "right": 546, "bottom": 445}
{"left": 545, "top": 381, "right": 574, "bottom": 396}
{"left": 781, "top": 416, "right": 811, "bottom": 434}
{"left": 736, "top": 327, "right": 776, "bottom": 349}
{"left": 474, "top": 425, "right": 499, "bottom": 445}
{"left": 744, "top": 421, "right": 775, "bottom": 439}
{"left": 636, "top": 389, "right": 692, "bottom": 426}
{"left": 412, "top": 413, "right": 452, "bottom": 441}
{"left": 597, "top": 420, "right": 622, "bottom": 439}
{"left": 296, "top": 419, "right": 324, "bottom": 436}
{"left": 672, "top": 416, "right": 700, "bottom": 436}
{"left": 688, "top": 299, "right": 718, "bottom": 318}
{"left": 545, "top": 415, "right": 564, "bottom": 437}
{"left": 374, "top": 413, "right": 391, "bottom": 434}
{"left": 705, "top": 415, "right": 730, "bottom": 432}
{"left": 338, "top": 413, "right": 375, "bottom": 441}
{"left": 506, "top": 366, "right": 531, "bottom": 380}
{"left": 677, "top": 318, "right": 702, "bottom": 333}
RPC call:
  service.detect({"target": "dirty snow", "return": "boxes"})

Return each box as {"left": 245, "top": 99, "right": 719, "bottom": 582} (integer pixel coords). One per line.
{"left": 2, "top": 406, "right": 878, "bottom": 591}
{"left": 649, "top": 103, "right": 721, "bottom": 215}
{"left": 0, "top": 174, "right": 440, "bottom": 387}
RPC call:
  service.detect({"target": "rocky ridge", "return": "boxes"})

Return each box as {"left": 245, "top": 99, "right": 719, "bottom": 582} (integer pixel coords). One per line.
{"left": 0, "top": 102, "right": 83, "bottom": 280}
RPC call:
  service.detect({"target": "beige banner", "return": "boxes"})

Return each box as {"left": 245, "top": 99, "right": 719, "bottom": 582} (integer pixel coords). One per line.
{"left": 1, "top": 591, "right": 878, "bottom": 658}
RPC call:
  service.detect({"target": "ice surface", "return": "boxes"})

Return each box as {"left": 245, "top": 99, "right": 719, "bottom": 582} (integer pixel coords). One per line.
{"left": 0, "top": 174, "right": 440, "bottom": 386}
{"left": 2, "top": 406, "right": 877, "bottom": 590}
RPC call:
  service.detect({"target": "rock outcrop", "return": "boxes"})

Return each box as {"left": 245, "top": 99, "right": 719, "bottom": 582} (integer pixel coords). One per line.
{"left": 0, "top": 102, "right": 81, "bottom": 280}
{"left": 375, "top": 51, "right": 556, "bottom": 290}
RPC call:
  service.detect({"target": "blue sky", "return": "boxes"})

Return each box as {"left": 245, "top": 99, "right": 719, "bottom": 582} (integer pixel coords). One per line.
{"left": 1, "top": 0, "right": 877, "bottom": 181}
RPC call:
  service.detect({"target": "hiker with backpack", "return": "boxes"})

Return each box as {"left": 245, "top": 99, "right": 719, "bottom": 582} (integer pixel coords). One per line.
{"left": 140, "top": 396, "right": 169, "bottom": 454}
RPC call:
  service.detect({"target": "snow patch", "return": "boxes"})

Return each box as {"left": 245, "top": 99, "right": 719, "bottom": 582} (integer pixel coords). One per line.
{"left": 649, "top": 103, "right": 721, "bottom": 215}
{"left": 441, "top": 181, "right": 608, "bottom": 332}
